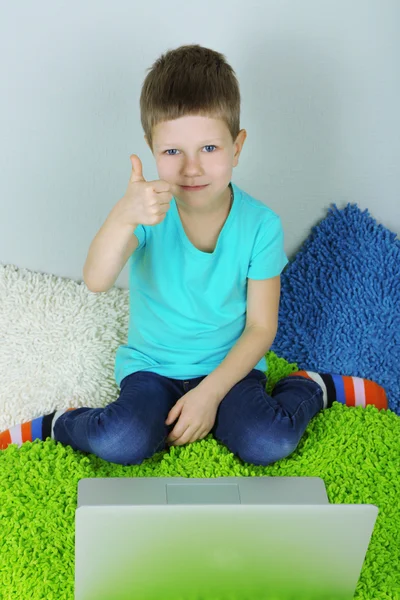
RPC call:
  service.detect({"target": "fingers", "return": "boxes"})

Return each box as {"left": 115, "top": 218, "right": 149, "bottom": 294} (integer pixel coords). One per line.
{"left": 169, "top": 426, "right": 204, "bottom": 446}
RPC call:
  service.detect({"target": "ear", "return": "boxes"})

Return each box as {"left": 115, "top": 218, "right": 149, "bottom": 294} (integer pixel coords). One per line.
{"left": 233, "top": 129, "right": 247, "bottom": 165}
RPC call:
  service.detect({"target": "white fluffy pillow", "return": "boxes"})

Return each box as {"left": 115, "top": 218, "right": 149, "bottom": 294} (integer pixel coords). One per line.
{"left": 0, "top": 263, "right": 128, "bottom": 431}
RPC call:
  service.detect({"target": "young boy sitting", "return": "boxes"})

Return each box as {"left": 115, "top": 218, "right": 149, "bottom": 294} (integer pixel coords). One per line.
{"left": 0, "top": 44, "right": 387, "bottom": 464}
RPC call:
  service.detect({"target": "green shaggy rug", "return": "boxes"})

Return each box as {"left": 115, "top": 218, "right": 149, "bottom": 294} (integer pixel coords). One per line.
{"left": 0, "top": 353, "right": 399, "bottom": 600}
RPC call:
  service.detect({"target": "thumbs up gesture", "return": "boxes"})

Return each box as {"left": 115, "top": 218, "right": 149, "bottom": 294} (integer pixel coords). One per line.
{"left": 119, "top": 155, "right": 175, "bottom": 227}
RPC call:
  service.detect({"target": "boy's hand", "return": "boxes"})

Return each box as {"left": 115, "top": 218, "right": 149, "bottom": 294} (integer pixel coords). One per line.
{"left": 118, "top": 154, "right": 177, "bottom": 228}
{"left": 165, "top": 387, "right": 220, "bottom": 446}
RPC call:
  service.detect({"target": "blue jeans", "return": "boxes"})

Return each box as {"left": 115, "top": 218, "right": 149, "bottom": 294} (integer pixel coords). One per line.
{"left": 54, "top": 369, "right": 323, "bottom": 467}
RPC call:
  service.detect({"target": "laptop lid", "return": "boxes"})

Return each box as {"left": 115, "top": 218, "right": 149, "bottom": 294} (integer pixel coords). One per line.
{"left": 75, "top": 503, "right": 378, "bottom": 600}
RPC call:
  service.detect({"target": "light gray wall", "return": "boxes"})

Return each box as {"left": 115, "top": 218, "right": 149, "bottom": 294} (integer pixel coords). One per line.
{"left": 1, "top": 0, "right": 399, "bottom": 290}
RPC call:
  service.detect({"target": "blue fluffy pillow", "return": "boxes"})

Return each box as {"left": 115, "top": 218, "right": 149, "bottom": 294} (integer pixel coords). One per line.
{"left": 271, "top": 203, "right": 400, "bottom": 415}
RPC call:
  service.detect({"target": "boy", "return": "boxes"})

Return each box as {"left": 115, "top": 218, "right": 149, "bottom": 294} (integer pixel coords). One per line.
{"left": 0, "top": 44, "right": 387, "bottom": 463}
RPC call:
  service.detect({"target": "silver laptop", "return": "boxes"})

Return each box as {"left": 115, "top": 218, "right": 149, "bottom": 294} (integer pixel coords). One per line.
{"left": 75, "top": 477, "right": 378, "bottom": 600}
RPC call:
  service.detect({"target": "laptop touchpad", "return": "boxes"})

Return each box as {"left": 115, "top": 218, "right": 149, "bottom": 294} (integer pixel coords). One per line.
{"left": 166, "top": 483, "right": 240, "bottom": 504}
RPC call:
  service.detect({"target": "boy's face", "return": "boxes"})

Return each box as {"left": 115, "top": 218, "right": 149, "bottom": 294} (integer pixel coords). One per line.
{"left": 145, "top": 115, "right": 246, "bottom": 212}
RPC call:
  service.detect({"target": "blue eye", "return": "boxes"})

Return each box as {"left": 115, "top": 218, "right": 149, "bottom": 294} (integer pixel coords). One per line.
{"left": 165, "top": 145, "right": 217, "bottom": 156}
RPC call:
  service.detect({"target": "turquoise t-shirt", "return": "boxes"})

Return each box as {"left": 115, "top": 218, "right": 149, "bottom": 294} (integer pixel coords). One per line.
{"left": 114, "top": 181, "right": 289, "bottom": 386}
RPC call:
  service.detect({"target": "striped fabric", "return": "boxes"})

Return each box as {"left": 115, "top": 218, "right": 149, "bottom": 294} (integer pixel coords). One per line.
{"left": 288, "top": 371, "right": 388, "bottom": 410}
{"left": 0, "top": 408, "right": 76, "bottom": 450}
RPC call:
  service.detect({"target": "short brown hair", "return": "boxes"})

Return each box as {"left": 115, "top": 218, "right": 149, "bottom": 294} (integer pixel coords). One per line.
{"left": 140, "top": 44, "right": 241, "bottom": 152}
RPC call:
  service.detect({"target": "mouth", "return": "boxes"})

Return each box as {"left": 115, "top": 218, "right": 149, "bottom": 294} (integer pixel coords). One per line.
{"left": 180, "top": 184, "right": 209, "bottom": 191}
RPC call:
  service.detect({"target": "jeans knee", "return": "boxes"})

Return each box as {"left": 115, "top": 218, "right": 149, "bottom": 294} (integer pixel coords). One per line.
{"left": 238, "top": 435, "right": 298, "bottom": 466}
{"left": 90, "top": 426, "right": 165, "bottom": 466}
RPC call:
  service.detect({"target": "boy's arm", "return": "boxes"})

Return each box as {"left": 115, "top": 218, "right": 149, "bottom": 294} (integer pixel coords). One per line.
{"left": 83, "top": 199, "right": 139, "bottom": 293}
{"left": 198, "top": 276, "right": 281, "bottom": 403}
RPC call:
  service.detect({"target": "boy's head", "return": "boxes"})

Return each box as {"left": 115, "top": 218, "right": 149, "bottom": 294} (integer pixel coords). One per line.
{"left": 140, "top": 44, "right": 247, "bottom": 212}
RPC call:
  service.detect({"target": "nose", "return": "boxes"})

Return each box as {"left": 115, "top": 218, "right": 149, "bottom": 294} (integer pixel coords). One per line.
{"left": 181, "top": 156, "right": 204, "bottom": 176}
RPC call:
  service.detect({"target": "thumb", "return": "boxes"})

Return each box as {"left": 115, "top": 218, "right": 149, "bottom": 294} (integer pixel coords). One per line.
{"left": 165, "top": 401, "right": 182, "bottom": 425}
{"left": 129, "top": 154, "right": 146, "bottom": 184}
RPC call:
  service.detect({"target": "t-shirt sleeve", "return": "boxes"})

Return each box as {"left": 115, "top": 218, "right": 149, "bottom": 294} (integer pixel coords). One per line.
{"left": 247, "top": 215, "right": 289, "bottom": 279}
{"left": 133, "top": 224, "right": 146, "bottom": 250}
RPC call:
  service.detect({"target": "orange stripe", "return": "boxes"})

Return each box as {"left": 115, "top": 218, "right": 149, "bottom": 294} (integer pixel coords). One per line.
{"left": 289, "top": 370, "right": 313, "bottom": 380}
{"left": 343, "top": 376, "right": 355, "bottom": 406}
{"left": 365, "top": 379, "right": 388, "bottom": 410}
{"left": 21, "top": 421, "right": 32, "bottom": 443}
{"left": 378, "top": 387, "right": 388, "bottom": 410}
{"left": 0, "top": 429, "right": 12, "bottom": 450}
